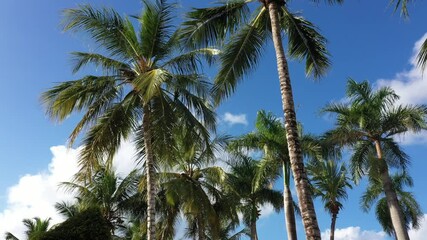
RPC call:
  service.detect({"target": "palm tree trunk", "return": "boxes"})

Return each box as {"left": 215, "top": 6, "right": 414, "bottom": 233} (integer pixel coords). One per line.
{"left": 374, "top": 140, "right": 409, "bottom": 240}
{"left": 250, "top": 219, "right": 259, "bottom": 240}
{"left": 330, "top": 212, "right": 337, "bottom": 240}
{"left": 266, "top": 1, "right": 321, "bottom": 239}
{"left": 143, "top": 106, "right": 156, "bottom": 240}
{"left": 283, "top": 164, "right": 298, "bottom": 240}
{"left": 198, "top": 217, "right": 205, "bottom": 240}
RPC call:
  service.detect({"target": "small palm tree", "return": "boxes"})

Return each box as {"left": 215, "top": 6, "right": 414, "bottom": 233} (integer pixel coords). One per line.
{"left": 161, "top": 127, "right": 234, "bottom": 240}
{"left": 226, "top": 154, "right": 282, "bottom": 240}
{"left": 307, "top": 160, "right": 352, "bottom": 240}
{"left": 61, "top": 167, "right": 142, "bottom": 233}
{"left": 323, "top": 79, "right": 427, "bottom": 240}
{"left": 42, "top": 1, "right": 216, "bottom": 239}
{"left": 228, "top": 110, "right": 321, "bottom": 240}
{"left": 361, "top": 172, "right": 423, "bottom": 238}
{"left": 5, "top": 217, "right": 51, "bottom": 240}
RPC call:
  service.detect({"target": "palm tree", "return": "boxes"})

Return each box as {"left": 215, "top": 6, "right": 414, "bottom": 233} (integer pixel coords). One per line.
{"left": 5, "top": 217, "right": 51, "bottom": 240}
{"left": 61, "top": 167, "right": 142, "bottom": 233}
{"left": 361, "top": 171, "right": 423, "bottom": 238}
{"left": 228, "top": 110, "right": 321, "bottom": 240}
{"left": 226, "top": 154, "right": 282, "bottom": 240}
{"left": 323, "top": 79, "right": 427, "bottom": 240}
{"left": 161, "top": 127, "right": 235, "bottom": 240}
{"left": 307, "top": 160, "right": 352, "bottom": 240}
{"left": 41, "top": 1, "right": 216, "bottom": 239}
{"left": 181, "top": 1, "right": 335, "bottom": 237}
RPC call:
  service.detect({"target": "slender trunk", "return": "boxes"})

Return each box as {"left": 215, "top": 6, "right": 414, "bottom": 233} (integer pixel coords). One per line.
{"left": 330, "top": 212, "right": 337, "bottom": 240}
{"left": 374, "top": 140, "right": 409, "bottom": 240}
{"left": 143, "top": 107, "right": 156, "bottom": 240}
{"left": 266, "top": 2, "right": 321, "bottom": 239}
{"left": 283, "top": 164, "right": 298, "bottom": 240}
{"left": 250, "top": 219, "right": 258, "bottom": 240}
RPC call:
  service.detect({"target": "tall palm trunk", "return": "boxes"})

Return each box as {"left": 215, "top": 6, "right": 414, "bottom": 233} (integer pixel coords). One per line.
{"left": 143, "top": 106, "right": 156, "bottom": 240}
{"left": 283, "top": 164, "right": 297, "bottom": 240}
{"left": 374, "top": 140, "right": 409, "bottom": 240}
{"left": 330, "top": 210, "right": 337, "bottom": 240}
{"left": 266, "top": 1, "right": 321, "bottom": 239}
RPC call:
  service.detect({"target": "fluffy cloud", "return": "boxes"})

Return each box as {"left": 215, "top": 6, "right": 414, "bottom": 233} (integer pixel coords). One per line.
{"left": 409, "top": 214, "right": 427, "bottom": 240}
{"left": 0, "top": 142, "right": 137, "bottom": 239}
{"left": 376, "top": 33, "right": 427, "bottom": 106}
{"left": 375, "top": 33, "right": 427, "bottom": 144}
{"left": 223, "top": 112, "right": 248, "bottom": 126}
{"left": 321, "top": 226, "right": 387, "bottom": 240}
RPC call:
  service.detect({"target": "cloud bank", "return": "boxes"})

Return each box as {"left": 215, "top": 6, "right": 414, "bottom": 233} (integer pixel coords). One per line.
{"left": 376, "top": 33, "right": 427, "bottom": 144}
{"left": 0, "top": 143, "right": 136, "bottom": 239}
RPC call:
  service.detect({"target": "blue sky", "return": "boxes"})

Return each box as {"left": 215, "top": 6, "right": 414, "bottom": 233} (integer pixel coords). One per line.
{"left": 1, "top": 0, "right": 427, "bottom": 239}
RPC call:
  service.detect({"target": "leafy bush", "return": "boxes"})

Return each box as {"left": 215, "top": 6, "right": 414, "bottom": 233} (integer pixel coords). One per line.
{"left": 40, "top": 208, "right": 112, "bottom": 240}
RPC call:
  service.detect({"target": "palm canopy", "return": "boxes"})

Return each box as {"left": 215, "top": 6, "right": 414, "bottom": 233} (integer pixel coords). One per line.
{"left": 159, "top": 127, "right": 235, "bottom": 240}
{"left": 60, "top": 167, "right": 143, "bottom": 232}
{"left": 42, "top": 0, "right": 217, "bottom": 180}
{"left": 361, "top": 172, "right": 423, "bottom": 236}
{"left": 5, "top": 217, "right": 51, "bottom": 240}
{"left": 225, "top": 154, "right": 282, "bottom": 240}
{"left": 181, "top": 0, "right": 331, "bottom": 102}
{"left": 323, "top": 79, "right": 427, "bottom": 181}
{"left": 307, "top": 160, "right": 352, "bottom": 215}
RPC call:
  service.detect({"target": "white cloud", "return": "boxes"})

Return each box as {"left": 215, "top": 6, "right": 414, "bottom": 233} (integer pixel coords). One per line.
{"left": 375, "top": 33, "right": 427, "bottom": 144}
{"left": 321, "top": 226, "right": 387, "bottom": 240}
{"left": 259, "top": 203, "right": 275, "bottom": 219}
{"left": 409, "top": 214, "right": 427, "bottom": 240}
{"left": 223, "top": 112, "right": 248, "bottom": 126}
{"left": 0, "top": 142, "right": 137, "bottom": 239}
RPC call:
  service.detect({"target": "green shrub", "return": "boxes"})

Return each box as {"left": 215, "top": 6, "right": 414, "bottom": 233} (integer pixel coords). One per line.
{"left": 40, "top": 208, "right": 112, "bottom": 240}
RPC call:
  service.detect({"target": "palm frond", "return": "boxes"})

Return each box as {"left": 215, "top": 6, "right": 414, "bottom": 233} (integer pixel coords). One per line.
{"left": 213, "top": 7, "right": 269, "bottom": 103}
{"left": 281, "top": 7, "right": 330, "bottom": 79}
{"left": 70, "top": 52, "right": 129, "bottom": 74}
{"left": 417, "top": 39, "right": 427, "bottom": 70}
{"left": 62, "top": 5, "right": 138, "bottom": 60}
{"left": 181, "top": 0, "right": 250, "bottom": 48}
{"left": 139, "top": 0, "right": 174, "bottom": 60}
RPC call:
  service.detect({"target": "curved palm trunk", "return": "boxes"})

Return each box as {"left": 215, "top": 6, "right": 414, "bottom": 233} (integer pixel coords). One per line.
{"left": 283, "top": 164, "right": 298, "bottom": 240}
{"left": 143, "top": 107, "right": 157, "bottom": 240}
{"left": 266, "top": 1, "right": 321, "bottom": 239}
{"left": 330, "top": 212, "right": 337, "bottom": 240}
{"left": 374, "top": 141, "right": 409, "bottom": 240}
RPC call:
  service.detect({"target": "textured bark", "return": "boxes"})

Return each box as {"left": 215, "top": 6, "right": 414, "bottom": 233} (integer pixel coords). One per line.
{"left": 374, "top": 140, "right": 409, "bottom": 240}
{"left": 283, "top": 166, "right": 298, "bottom": 240}
{"left": 143, "top": 107, "right": 157, "bottom": 240}
{"left": 330, "top": 212, "right": 337, "bottom": 240}
{"left": 266, "top": 2, "right": 321, "bottom": 239}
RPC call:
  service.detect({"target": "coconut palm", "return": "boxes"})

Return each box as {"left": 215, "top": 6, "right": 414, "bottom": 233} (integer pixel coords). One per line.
{"left": 323, "top": 79, "right": 427, "bottom": 240}
{"left": 160, "top": 127, "right": 235, "bottom": 240}
{"left": 226, "top": 154, "right": 282, "bottom": 240}
{"left": 361, "top": 172, "right": 423, "bottom": 238}
{"left": 307, "top": 160, "right": 352, "bottom": 240}
{"left": 60, "top": 167, "right": 142, "bottom": 233}
{"left": 228, "top": 110, "right": 321, "bottom": 240}
{"left": 181, "top": 1, "right": 336, "bottom": 237}
{"left": 41, "top": 1, "right": 216, "bottom": 239}
{"left": 5, "top": 217, "right": 51, "bottom": 240}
